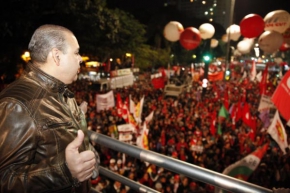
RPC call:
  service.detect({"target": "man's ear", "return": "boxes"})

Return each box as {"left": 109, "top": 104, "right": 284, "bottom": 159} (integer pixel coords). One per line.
{"left": 51, "top": 48, "right": 60, "bottom": 65}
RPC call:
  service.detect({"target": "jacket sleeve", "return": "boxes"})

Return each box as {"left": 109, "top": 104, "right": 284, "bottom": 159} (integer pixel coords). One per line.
{"left": 0, "top": 99, "right": 74, "bottom": 193}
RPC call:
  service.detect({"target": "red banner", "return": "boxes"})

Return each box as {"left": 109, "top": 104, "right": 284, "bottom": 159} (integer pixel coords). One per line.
{"left": 272, "top": 70, "right": 290, "bottom": 121}
{"left": 151, "top": 78, "right": 165, "bottom": 89}
{"left": 208, "top": 71, "right": 224, "bottom": 81}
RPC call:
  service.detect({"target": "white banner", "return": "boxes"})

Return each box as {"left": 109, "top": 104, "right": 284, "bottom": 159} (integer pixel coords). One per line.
{"left": 258, "top": 95, "right": 275, "bottom": 111}
{"left": 96, "top": 91, "right": 115, "bottom": 112}
{"left": 267, "top": 111, "right": 288, "bottom": 155}
{"left": 110, "top": 74, "right": 134, "bottom": 89}
{"left": 117, "top": 124, "right": 135, "bottom": 133}
{"left": 119, "top": 133, "right": 133, "bottom": 142}
{"left": 145, "top": 111, "right": 154, "bottom": 124}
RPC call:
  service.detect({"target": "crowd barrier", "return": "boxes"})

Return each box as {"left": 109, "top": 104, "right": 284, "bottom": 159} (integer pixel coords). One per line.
{"left": 88, "top": 130, "right": 273, "bottom": 193}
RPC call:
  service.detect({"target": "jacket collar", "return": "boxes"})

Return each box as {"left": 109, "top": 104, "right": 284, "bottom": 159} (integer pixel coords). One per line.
{"left": 26, "top": 62, "right": 74, "bottom": 98}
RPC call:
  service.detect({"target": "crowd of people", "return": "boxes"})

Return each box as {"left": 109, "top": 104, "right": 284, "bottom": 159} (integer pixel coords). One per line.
{"left": 4, "top": 24, "right": 288, "bottom": 193}
{"left": 69, "top": 70, "right": 290, "bottom": 193}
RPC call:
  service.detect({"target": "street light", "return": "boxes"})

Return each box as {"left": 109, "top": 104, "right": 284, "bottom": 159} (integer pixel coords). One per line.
{"left": 21, "top": 51, "right": 31, "bottom": 63}
{"left": 125, "top": 53, "right": 132, "bottom": 57}
{"left": 202, "top": 52, "right": 212, "bottom": 79}
{"left": 225, "top": 69, "right": 231, "bottom": 81}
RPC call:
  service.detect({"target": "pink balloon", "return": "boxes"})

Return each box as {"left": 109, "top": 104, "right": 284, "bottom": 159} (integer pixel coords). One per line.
{"left": 179, "top": 27, "right": 201, "bottom": 50}
{"left": 240, "top": 14, "right": 265, "bottom": 38}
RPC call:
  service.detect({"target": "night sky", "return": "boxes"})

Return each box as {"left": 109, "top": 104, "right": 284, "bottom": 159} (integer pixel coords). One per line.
{"left": 108, "top": 0, "right": 290, "bottom": 25}
{"left": 234, "top": 0, "right": 290, "bottom": 24}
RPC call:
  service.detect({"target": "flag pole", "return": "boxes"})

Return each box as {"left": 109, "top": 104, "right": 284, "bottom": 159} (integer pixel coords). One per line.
{"left": 225, "top": 0, "right": 236, "bottom": 80}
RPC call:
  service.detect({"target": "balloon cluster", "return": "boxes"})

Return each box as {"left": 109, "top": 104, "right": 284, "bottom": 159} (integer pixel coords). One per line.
{"left": 164, "top": 9, "right": 290, "bottom": 54}
{"left": 237, "top": 10, "right": 290, "bottom": 54}
{"left": 163, "top": 21, "right": 215, "bottom": 50}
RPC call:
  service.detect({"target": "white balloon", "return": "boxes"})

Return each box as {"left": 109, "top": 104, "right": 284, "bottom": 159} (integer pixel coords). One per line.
{"left": 264, "top": 10, "right": 290, "bottom": 34}
{"left": 199, "top": 23, "right": 215, "bottom": 39}
{"left": 258, "top": 31, "right": 284, "bottom": 54}
{"left": 164, "top": 21, "right": 184, "bottom": 42}
{"left": 226, "top": 24, "right": 241, "bottom": 41}
{"left": 210, "top": 39, "right": 219, "bottom": 48}
{"left": 243, "top": 38, "right": 255, "bottom": 46}
{"left": 233, "top": 49, "right": 242, "bottom": 57}
{"left": 237, "top": 39, "right": 253, "bottom": 54}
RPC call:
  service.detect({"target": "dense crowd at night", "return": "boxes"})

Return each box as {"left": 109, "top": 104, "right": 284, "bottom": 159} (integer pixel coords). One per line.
{"left": 67, "top": 68, "right": 290, "bottom": 193}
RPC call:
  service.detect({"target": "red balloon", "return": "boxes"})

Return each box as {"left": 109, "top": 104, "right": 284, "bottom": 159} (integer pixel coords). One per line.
{"left": 279, "top": 42, "right": 290, "bottom": 52}
{"left": 240, "top": 14, "right": 265, "bottom": 38}
{"left": 179, "top": 27, "right": 201, "bottom": 50}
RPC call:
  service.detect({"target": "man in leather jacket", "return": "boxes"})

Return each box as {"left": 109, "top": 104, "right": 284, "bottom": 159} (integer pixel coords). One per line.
{"left": 0, "top": 24, "right": 99, "bottom": 193}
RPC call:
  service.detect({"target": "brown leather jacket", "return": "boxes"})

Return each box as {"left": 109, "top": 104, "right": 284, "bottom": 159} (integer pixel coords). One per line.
{"left": 0, "top": 63, "right": 91, "bottom": 193}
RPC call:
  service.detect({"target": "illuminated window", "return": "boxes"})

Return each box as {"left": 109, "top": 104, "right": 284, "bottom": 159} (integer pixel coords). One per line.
{"left": 205, "top": 11, "right": 208, "bottom": 15}
{"left": 202, "top": 1, "right": 206, "bottom": 4}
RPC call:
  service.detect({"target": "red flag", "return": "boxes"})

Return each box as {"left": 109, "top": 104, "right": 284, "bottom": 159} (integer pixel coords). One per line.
{"left": 210, "top": 111, "right": 217, "bottom": 136}
{"left": 116, "top": 93, "right": 123, "bottom": 118}
{"left": 116, "top": 93, "right": 129, "bottom": 122}
{"left": 229, "top": 102, "right": 242, "bottom": 125}
{"left": 242, "top": 102, "right": 257, "bottom": 132}
{"left": 240, "top": 88, "right": 246, "bottom": 103}
{"left": 259, "top": 64, "right": 268, "bottom": 95}
{"left": 122, "top": 97, "right": 129, "bottom": 123}
{"left": 208, "top": 71, "right": 224, "bottom": 81}
{"left": 271, "top": 70, "right": 290, "bottom": 121}
{"left": 235, "top": 101, "right": 243, "bottom": 122}
{"left": 223, "top": 88, "right": 229, "bottom": 110}
{"left": 212, "top": 83, "right": 220, "bottom": 100}
{"left": 151, "top": 78, "right": 165, "bottom": 89}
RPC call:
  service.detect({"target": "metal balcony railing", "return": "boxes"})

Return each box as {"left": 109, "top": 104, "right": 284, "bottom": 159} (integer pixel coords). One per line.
{"left": 88, "top": 130, "right": 273, "bottom": 193}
